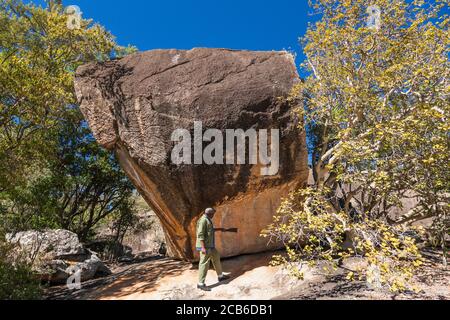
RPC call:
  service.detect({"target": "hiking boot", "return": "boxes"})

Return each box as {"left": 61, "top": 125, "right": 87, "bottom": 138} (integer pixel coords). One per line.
{"left": 218, "top": 274, "right": 231, "bottom": 282}
{"left": 197, "top": 284, "right": 211, "bottom": 291}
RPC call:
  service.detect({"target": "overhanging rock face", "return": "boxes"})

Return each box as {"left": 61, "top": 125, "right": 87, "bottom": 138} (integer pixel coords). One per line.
{"left": 74, "top": 48, "right": 308, "bottom": 261}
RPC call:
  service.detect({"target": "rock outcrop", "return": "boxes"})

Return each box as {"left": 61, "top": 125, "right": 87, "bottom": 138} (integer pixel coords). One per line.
{"left": 74, "top": 48, "right": 308, "bottom": 261}
{"left": 7, "top": 230, "right": 111, "bottom": 284}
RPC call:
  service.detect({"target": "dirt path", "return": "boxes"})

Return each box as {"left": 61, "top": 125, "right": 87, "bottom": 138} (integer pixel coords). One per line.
{"left": 46, "top": 251, "right": 449, "bottom": 300}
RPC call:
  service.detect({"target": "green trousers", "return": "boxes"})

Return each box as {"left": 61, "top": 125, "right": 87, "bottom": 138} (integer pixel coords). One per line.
{"left": 198, "top": 248, "right": 223, "bottom": 284}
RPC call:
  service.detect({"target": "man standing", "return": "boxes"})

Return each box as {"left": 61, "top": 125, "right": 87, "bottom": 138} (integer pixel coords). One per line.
{"left": 196, "top": 208, "right": 231, "bottom": 291}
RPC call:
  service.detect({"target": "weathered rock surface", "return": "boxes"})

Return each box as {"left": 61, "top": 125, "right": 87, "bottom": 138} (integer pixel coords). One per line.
{"left": 74, "top": 48, "right": 308, "bottom": 261}
{"left": 7, "top": 230, "right": 111, "bottom": 284}
{"left": 7, "top": 229, "right": 85, "bottom": 260}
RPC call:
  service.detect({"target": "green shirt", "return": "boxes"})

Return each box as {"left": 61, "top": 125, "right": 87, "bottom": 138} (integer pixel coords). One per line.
{"left": 196, "top": 215, "right": 215, "bottom": 250}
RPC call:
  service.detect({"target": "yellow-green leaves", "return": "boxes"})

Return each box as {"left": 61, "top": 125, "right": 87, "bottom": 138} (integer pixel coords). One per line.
{"left": 265, "top": 0, "right": 449, "bottom": 293}
{"left": 262, "top": 187, "right": 425, "bottom": 292}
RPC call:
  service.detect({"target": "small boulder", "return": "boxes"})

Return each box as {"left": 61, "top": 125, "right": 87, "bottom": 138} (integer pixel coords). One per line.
{"left": 7, "top": 229, "right": 85, "bottom": 261}
{"left": 7, "top": 229, "right": 111, "bottom": 285}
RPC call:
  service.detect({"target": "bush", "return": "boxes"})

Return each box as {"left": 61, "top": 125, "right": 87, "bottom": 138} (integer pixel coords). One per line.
{"left": 262, "top": 188, "right": 424, "bottom": 292}
{"left": 0, "top": 241, "right": 42, "bottom": 300}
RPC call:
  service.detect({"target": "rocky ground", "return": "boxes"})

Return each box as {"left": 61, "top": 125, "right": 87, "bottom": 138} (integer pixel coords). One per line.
{"left": 45, "top": 249, "right": 449, "bottom": 300}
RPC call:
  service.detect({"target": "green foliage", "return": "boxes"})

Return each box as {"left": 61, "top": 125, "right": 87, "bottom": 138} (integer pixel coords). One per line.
{"left": 264, "top": 0, "right": 449, "bottom": 292}
{"left": 2, "top": 111, "right": 136, "bottom": 241}
{"left": 0, "top": 0, "right": 138, "bottom": 240}
{"left": 0, "top": 241, "right": 42, "bottom": 300}
{"left": 0, "top": 1, "right": 141, "bottom": 297}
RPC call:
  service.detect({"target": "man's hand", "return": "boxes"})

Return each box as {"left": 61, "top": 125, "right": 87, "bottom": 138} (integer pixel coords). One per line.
{"left": 200, "top": 239, "right": 207, "bottom": 254}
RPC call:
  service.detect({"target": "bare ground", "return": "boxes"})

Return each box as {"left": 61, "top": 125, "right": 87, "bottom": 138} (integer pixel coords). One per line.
{"left": 45, "top": 249, "right": 449, "bottom": 301}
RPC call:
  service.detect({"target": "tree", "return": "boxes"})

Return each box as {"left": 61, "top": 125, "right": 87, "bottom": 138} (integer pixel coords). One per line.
{"left": 0, "top": 0, "right": 130, "bottom": 186}
{"left": 263, "top": 0, "right": 448, "bottom": 292}
{"left": 0, "top": 0, "right": 137, "bottom": 240}
{"left": 3, "top": 112, "right": 136, "bottom": 242}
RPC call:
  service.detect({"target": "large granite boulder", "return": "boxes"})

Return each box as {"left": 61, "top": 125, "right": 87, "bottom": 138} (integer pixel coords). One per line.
{"left": 74, "top": 48, "right": 309, "bottom": 261}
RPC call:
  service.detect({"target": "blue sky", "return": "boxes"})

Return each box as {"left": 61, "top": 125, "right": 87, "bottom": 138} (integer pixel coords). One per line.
{"left": 31, "top": 0, "right": 318, "bottom": 71}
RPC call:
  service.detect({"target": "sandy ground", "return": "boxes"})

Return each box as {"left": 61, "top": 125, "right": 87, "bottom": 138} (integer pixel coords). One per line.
{"left": 46, "top": 250, "right": 449, "bottom": 300}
